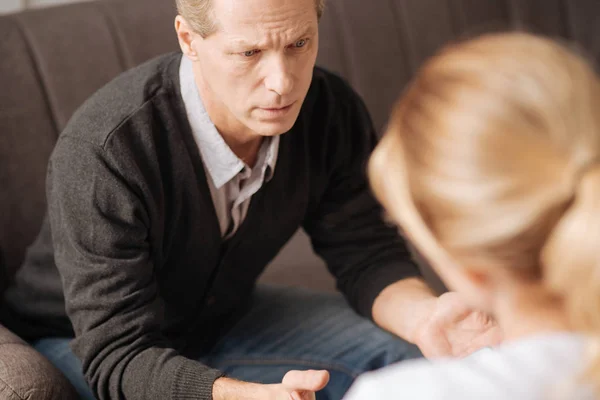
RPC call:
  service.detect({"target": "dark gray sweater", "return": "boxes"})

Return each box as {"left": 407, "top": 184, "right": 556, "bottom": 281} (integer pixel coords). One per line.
{"left": 1, "top": 53, "right": 420, "bottom": 400}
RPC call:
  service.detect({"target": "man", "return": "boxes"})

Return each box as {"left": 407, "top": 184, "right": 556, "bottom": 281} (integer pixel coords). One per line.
{"left": 0, "top": 0, "right": 501, "bottom": 399}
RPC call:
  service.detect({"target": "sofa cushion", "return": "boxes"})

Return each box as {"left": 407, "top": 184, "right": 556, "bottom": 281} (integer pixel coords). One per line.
{"left": 0, "top": 249, "right": 5, "bottom": 296}
{"left": 0, "top": 324, "right": 78, "bottom": 400}
{"left": 0, "top": 0, "right": 181, "bottom": 290}
{"left": 100, "top": 0, "right": 179, "bottom": 69}
{"left": 0, "top": 15, "right": 58, "bottom": 289}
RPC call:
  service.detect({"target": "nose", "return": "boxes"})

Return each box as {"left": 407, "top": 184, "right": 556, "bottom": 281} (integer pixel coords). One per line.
{"left": 264, "top": 55, "right": 294, "bottom": 96}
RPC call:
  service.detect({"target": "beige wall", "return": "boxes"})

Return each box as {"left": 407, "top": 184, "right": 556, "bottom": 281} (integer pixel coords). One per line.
{"left": 0, "top": 0, "right": 91, "bottom": 15}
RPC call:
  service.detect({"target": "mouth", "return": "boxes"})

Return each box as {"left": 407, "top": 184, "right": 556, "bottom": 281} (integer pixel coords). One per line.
{"left": 258, "top": 102, "right": 296, "bottom": 115}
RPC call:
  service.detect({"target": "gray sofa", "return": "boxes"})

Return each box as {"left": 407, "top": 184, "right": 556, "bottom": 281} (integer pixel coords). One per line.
{"left": 1, "top": 0, "right": 599, "bottom": 397}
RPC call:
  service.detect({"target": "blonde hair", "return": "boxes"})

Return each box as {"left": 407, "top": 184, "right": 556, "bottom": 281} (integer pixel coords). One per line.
{"left": 175, "top": 0, "right": 326, "bottom": 37}
{"left": 370, "top": 32, "right": 600, "bottom": 394}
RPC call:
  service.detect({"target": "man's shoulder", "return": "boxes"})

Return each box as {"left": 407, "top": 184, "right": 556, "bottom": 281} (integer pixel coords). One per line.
{"left": 302, "top": 66, "right": 371, "bottom": 139}
{"left": 60, "top": 52, "right": 182, "bottom": 148}
{"left": 311, "top": 66, "right": 349, "bottom": 89}
{"left": 309, "top": 66, "right": 361, "bottom": 108}
{"left": 299, "top": 66, "right": 375, "bottom": 160}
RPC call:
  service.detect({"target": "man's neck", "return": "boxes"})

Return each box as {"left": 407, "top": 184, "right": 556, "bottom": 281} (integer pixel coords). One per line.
{"left": 226, "top": 135, "right": 263, "bottom": 168}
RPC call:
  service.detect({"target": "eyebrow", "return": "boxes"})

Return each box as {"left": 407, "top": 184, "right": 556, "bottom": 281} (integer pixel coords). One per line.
{"left": 232, "top": 26, "right": 317, "bottom": 48}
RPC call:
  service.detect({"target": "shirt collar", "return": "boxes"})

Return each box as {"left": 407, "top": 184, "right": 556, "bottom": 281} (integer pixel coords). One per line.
{"left": 179, "top": 55, "right": 279, "bottom": 189}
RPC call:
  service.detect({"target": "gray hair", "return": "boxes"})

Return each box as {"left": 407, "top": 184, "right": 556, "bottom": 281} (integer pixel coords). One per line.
{"left": 176, "top": 0, "right": 325, "bottom": 37}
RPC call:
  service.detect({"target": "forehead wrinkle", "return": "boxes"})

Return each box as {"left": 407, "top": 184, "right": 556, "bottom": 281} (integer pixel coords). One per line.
{"left": 226, "top": 19, "right": 315, "bottom": 49}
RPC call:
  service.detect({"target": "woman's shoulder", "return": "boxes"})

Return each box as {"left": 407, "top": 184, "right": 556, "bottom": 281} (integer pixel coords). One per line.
{"left": 343, "top": 333, "right": 591, "bottom": 400}
{"left": 343, "top": 357, "right": 444, "bottom": 400}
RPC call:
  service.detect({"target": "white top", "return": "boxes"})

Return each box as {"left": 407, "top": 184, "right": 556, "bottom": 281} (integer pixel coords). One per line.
{"left": 344, "top": 333, "right": 596, "bottom": 400}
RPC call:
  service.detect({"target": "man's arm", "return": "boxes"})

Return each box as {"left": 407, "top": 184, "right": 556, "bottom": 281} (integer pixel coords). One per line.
{"left": 302, "top": 77, "right": 501, "bottom": 357}
{"left": 50, "top": 134, "right": 331, "bottom": 400}
{"left": 372, "top": 278, "right": 437, "bottom": 343}
{"left": 302, "top": 77, "right": 423, "bottom": 320}
{"left": 48, "top": 135, "right": 224, "bottom": 400}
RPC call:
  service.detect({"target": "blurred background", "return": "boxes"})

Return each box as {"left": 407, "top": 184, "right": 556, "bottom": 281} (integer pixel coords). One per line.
{"left": 0, "top": 0, "right": 89, "bottom": 14}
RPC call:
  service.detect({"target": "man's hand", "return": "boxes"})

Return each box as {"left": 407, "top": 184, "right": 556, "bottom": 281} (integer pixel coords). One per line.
{"left": 373, "top": 278, "right": 502, "bottom": 359}
{"left": 413, "top": 292, "right": 503, "bottom": 358}
{"left": 213, "top": 369, "right": 330, "bottom": 400}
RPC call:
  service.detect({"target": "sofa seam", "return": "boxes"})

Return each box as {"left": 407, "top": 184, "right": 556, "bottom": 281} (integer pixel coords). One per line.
{"left": 10, "top": 14, "right": 60, "bottom": 138}
{"left": 94, "top": 1, "right": 133, "bottom": 70}
{"left": 0, "top": 341, "right": 27, "bottom": 348}
{"left": 0, "top": 374, "right": 26, "bottom": 400}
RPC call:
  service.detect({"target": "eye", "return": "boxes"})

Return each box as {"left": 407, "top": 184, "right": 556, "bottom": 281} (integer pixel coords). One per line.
{"left": 294, "top": 39, "right": 308, "bottom": 48}
{"left": 242, "top": 49, "right": 261, "bottom": 57}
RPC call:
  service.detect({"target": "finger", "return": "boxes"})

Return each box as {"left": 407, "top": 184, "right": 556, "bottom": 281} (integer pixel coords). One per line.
{"left": 470, "top": 325, "right": 503, "bottom": 349}
{"left": 290, "top": 390, "right": 315, "bottom": 400}
{"left": 435, "top": 293, "right": 474, "bottom": 325}
{"left": 456, "top": 326, "right": 504, "bottom": 358}
{"left": 282, "top": 370, "right": 330, "bottom": 392}
{"left": 460, "top": 311, "right": 497, "bottom": 331}
{"left": 419, "top": 330, "right": 452, "bottom": 358}
{"left": 289, "top": 391, "right": 302, "bottom": 400}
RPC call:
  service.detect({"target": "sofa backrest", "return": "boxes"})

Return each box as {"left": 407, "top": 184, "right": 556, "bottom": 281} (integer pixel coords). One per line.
{"left": 1, "top": 0, "right": 599, "bottom": 295}
{"left": 317, "top": 0, "right": 600, "bottom": 133}
{"left": 0, "top": 0, "right": 179, "bottom": 294}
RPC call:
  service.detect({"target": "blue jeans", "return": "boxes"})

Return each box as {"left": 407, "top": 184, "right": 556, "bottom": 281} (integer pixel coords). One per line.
{"left": 32, "top": 285, "right": 422, "bottom": 400}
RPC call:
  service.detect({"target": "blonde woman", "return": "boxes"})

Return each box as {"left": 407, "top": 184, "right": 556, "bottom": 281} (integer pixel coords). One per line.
{"left": 344, "top": 32, "right": 600, "bottom": 399}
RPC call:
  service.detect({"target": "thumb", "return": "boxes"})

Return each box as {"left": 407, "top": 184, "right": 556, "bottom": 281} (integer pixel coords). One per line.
{"left": 282, "top": 369, "right": 330, "bottom": 392}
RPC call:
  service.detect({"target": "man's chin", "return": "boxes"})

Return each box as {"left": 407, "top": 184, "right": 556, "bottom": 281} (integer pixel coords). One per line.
{"left": 249, "top": 118, "right": 297, "bottom": 137}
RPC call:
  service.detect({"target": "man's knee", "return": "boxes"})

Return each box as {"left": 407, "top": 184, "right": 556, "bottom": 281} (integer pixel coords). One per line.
{"left": 317, "top": 370, "right": 356, "bottom": 400}
{"left": 33, "top": 337, "right": 97, "bottom": 400}
{"left": 0, "top": 326, "right": 79, "bottom": 400}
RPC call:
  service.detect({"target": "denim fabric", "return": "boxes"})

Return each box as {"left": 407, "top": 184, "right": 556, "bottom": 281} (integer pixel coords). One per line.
{"left": 32, "top": 285, "right": 422, "bottom": 400}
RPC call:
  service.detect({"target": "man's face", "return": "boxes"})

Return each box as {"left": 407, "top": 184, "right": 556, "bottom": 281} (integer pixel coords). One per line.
{"left": 191, "top": 0, "right": 319, "bottom": 138}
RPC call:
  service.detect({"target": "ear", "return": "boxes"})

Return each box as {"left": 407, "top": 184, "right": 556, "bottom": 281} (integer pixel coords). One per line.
{"left": 175, "top": 15, "right": 200, "bottom": 61}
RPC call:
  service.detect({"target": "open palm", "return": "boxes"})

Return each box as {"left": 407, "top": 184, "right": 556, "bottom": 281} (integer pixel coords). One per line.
{"left": 415, "top": 292, "right": 503, "bottom": 358}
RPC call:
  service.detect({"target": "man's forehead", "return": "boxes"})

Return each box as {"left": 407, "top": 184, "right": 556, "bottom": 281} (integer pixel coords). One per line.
{"left": 223, "top": 24, "right": 317, "bottom": 46}
{"left": 209, "top": 0, "right": 318, "bottom": 45}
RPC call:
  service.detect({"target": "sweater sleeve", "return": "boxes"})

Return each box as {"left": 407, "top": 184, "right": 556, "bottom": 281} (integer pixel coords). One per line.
{"left": 47, "top": 135, "right": 223, "bottom": 400}
{"left": 302, "top": 81, "right": 421, "bottom": 320}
